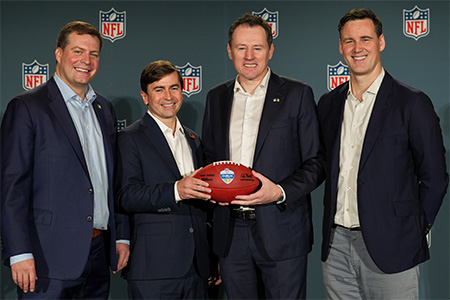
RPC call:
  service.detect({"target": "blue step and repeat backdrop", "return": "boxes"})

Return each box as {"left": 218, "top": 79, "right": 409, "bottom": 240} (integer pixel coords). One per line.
{"left": 1, "top": 1, "right": 449, "bottom": 299}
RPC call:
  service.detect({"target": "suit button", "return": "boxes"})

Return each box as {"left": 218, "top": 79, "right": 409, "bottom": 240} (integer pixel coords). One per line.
{"left": 88, "top": 188, "right": 94, "bottom": 194}
{"left": 87, "top": 216, "right": 93, "bottom": 222}
{"left": 189, "top": 227, "right": 194, "bottom": 233}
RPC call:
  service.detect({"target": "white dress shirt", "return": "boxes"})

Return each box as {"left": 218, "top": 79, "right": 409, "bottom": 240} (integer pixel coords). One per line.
{"left": 229, "top": 69, "right": 271, "bottom": 168}
{"left": 147, "top": 111, "right": 194, "bottom": 202}
{"left": 228, "top": 69, "right": 285, "bottom": 204}
{"left": 335, "top": 69, "right": 385, "bottom": 228}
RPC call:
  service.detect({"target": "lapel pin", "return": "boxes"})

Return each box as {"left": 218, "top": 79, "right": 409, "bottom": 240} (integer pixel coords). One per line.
{"left": 189, "top": 133, "right": 195, "bottom": 139}
{"left": 273, "top": 98, "right": 280, "bottom": 103}
{"left": 97, "top": 104, "right": 102, "bottom": 110}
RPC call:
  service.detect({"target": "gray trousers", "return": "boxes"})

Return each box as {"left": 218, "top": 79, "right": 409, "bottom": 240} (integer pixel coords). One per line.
{"left": 322, "top": 225, "right": 419, "bottom": 300}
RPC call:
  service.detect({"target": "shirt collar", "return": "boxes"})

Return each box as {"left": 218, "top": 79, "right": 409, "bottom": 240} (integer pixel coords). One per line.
{"left": 347, "top": 68, "right": 385, "bottom": 100}
{"left": 54, "top": 73, "right": 97, "bottom": 105}
{"left": 233, "top": 67, "right": 271, "bottom": 95}
{"left": 147, "top": 110, "right": 184, "bottom": 136}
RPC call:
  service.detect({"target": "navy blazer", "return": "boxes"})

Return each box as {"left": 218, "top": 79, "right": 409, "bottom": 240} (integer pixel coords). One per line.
{"left": 317, "top": 71, "right": 448, "bottom": 273}
{"left": 0, "top": 77, "right": 129, "bottom": 279}
{"left": 202, "top": 72, "right": 325, "bottom": 260}
{"left": 115, "top": 114, "right": 210, "bottom": 280}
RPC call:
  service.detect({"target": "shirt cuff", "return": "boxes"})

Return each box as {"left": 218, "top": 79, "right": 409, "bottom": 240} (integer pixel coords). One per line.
{"left": 116, "top": 240, "right": 130, "bottom": 246}
{"left": 174, "top": 181, "right": 182, "bottom": 202}
{"left": 10, "top": 253, "right": 34, "bottom": 266}
{"left": 276, "top": 185, "right": 286, "bottom": 204}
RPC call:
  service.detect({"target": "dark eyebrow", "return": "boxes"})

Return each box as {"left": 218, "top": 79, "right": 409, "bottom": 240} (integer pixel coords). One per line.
{"left": 153, "top": 83, "right": 180, "bottom": 91}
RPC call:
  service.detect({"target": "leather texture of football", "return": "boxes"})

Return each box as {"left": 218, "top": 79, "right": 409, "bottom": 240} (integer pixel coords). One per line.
{"left": 195, "top": 161, "right": 260, "bottom": 202}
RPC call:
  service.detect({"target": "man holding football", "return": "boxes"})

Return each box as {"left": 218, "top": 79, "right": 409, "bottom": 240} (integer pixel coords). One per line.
{"left": 202, "top": 13, "right": 325, "bottom": 299}
{"left": 115, "top": 60, "right": 214, "bottom": 299}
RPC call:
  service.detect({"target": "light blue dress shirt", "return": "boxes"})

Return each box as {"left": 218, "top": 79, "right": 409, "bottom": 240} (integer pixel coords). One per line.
{"left": 54, "top": 74, "right": 110, "bottom": 230}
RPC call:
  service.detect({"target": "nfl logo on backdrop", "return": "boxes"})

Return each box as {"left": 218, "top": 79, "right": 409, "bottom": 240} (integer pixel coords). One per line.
{"left": 100, "top": 8, "right": 126, "bottom": 42}
{"left": 177, "top": 63, "right": 202, "bottom": 97}
{"left": 117, "top": 119, "right": 127, "bottom": 131}
{"left": 253, "top": 8, "right": 278, "bottom": 38}
{"left": 220, "top": 168, "right": 235, "bottom": 184}
{"left": 22, "top": 60, "right": 48, "bottom": 90}
{"left": 403, "top": 6, "right": 429, "bottom": 40}
{"left": 327, "top": 61, "right": 349, "bottom": 91}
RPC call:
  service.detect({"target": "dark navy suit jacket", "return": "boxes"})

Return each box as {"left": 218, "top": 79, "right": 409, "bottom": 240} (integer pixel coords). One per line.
{"left": 202, "top": 72, "right": 325, "bottom": 260}
{"left": 317, "top": 71, "right": 448, "bottom": 273}
{"left": 115, "top": 113, "right": 210, "bottom": 280}
{"left": 1, "top": 77, "right": 129, "bottom": 279}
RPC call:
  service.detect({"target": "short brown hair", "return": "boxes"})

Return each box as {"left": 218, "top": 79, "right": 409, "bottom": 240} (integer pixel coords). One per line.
{"left": 228, "top": 13, "right": 273, "bottom": 47}
{"left": 140, "top": 60, "right": 183, "bottom": 93}
{"left": 56, "top": 21, "right": 103, "bottom": 51}
{"left": 338, "top": 8, "right": 383, "bottom": 38}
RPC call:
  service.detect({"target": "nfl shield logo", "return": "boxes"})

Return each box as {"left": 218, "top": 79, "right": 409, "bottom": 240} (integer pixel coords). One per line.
{"left": 327, "top": 61, "right": 349, "bottom": 91}
{"left": 220, "top": 168, "right": 235, "bottom": 184}
{"left": 117, "top": 119, "right": 127, "bottom": 131}
{"left": 22, "top": 60, "right": 48, "bottom": 91}
{"left": 177, "top": 63, "right": 202, "bottom": 97}
{"left": 403, "top": 6, "right": 430, "bottom": 40}
{"left": 253, "top": 8, "right": 279, "bottom": 39}
{"left": 100, "top": 8, "right": 126, "bottom": 42}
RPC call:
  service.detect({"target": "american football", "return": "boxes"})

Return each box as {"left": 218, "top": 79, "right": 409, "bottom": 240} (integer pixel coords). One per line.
{"left": 195, "top": 161, "right": 260, "bottom": 202}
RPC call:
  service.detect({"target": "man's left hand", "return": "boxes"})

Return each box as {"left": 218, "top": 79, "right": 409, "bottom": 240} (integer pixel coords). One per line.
{"left": 231, "top": 171, "right": 282, "bottom": 206}
{"left": 113, "top": 242, "right": 130, "bottom": 274}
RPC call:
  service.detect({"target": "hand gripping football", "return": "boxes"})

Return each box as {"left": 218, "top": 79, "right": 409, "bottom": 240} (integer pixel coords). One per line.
{"left": 195, "top": 161, "right": 261, "bottom": 202}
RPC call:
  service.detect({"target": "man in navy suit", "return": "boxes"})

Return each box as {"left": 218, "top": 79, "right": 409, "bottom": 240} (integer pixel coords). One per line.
{"left": 318, "top": 8, "right": 448, "bottom": 299}
{"left": 115, "top": 60, "right": 213, "bottom": 299}
{"left": 1, "top": 21, "right": 130, "bottom": 299}
{"left": 202, "top": 14, "right": 325, "bottom": 299}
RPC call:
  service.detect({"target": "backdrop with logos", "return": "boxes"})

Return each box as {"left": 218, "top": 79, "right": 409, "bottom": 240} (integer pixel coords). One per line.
{"left": 1, "top": 1, "right": 449, "bottom": 299}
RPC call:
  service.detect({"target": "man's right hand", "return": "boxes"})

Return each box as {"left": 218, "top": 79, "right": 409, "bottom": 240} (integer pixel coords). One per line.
{"left": 177, "top": 169, "right": 211, "bottom": 200}
{"left": 11, "top": 258, "right": 37, "bottom": 293}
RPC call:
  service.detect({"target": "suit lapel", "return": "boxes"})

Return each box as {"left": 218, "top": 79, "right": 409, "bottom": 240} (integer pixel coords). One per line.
{"left": 359, "top": 74, "right": 394, "bottom": 171}
{"left": 141, "top": 114, "right": 181, "bottom": 178}
{"left": 46, "top": 78, "right": 89, "bottom": 176}
{"left": 92, "top": 98, "right": 114, "bottom": 178}
{"left": 221, "top": 81, "right": 235, "bottom": 160}
{"left": 329, "top": 86, "right": 347, "bottom": 165}
{"left": 253, "top": 73, "right": 284, "bottom": 163}
{"left": 184, "top": 128, "right": 200, "bottom": 169}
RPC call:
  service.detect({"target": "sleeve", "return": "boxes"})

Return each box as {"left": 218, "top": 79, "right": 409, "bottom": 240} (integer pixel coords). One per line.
{"left": 114, "top": 130, "right": 181, "bottom": 213}
{"left": 278, "top": 85, "right": 326, "bottom": 208}
{"left": 408, "top": 91, "right": 448, "bottom": 227}
{"left": 201, "top": 90, "right": 217, "bottom": 165}
{"left": 1, "top": 97, "right": 35, "bottom": 263}
{"left": 105, "top": 100, "right": 130, "bottom": 242}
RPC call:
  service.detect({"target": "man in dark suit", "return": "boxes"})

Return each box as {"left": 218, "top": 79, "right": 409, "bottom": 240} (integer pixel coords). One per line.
{"left": 115, "top": 60, "right": 213, "bottom": 299}
{"left": 318, "top": 8, "right": 448, "bottom": 299}
{"left": 1, "top": 21, "right": 130, "bottom": 299}
{"left": 202, "top": 14, "right": 325, "bottom": 299}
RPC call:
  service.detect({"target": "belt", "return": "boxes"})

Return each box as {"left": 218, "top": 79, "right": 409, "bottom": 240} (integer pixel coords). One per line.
{"left": 333, "top": 224, "right": 361, "bottom": 231}
{"left": 92, "top": 229, "right": 103, "bottom": 239}
{"left": 231, "top": 209, "right": 256, "bottom": 221}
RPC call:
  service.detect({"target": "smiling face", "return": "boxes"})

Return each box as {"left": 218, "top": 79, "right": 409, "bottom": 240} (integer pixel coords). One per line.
{"left": 55, "top": 32, "right": 100, "bottom": 98}
{"left": 339, "top": 18, "right": 385, "bottom": 83}
{"left": 227, "top": 25, "right": 274, "bottom": 92}
{"left": 141, "top": 71, "right": 183, "bottom": 131}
